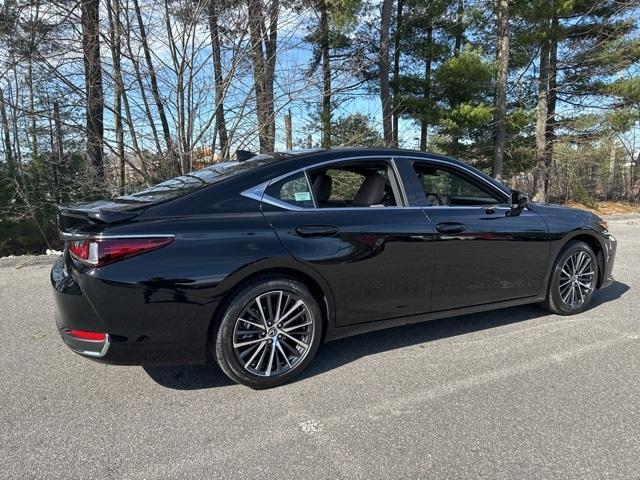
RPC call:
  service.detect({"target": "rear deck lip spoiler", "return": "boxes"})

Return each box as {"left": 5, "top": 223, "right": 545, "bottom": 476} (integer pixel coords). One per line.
{"left": 58, "top": 203, "right": 146, "bottom": 224}
{"left": 57, "top": 204, "right": 149, "bottom": 240}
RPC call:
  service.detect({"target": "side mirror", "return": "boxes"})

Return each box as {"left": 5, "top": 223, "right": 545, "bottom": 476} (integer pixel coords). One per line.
{"left": 508, "top": 190, "right": 529, "bottom": 216}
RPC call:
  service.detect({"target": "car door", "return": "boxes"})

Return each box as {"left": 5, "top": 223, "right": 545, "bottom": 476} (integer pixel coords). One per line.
{"left": 405, "top": 159, "right": 550, "bottom": 311}
{"left": 259, "top": 157, "right": 436, "bottom": 326}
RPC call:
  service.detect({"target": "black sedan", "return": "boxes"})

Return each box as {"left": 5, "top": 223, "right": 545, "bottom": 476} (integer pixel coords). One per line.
{"left": 51, "top": 148, "right": 617, "bottom": 388}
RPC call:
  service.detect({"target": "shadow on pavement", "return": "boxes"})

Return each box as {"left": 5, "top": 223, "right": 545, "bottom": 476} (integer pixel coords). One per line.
{"left": 144, "top": 280, "right": 630, "bottom": 390}
{"left": 144, "top": 364, "right": 235, "bottom": 389}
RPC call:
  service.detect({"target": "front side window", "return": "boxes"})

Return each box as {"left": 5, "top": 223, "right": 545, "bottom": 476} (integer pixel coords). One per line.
{"left": 264, "top": 172, "right": 315, "bottom": 208}
{"left": 413, "top": 163, "right": 503, "bottom": 206}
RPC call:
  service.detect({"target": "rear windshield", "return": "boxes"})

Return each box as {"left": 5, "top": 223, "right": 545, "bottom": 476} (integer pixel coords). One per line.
{"left": 116, "top": 155, "right": 279, "bottom": 203}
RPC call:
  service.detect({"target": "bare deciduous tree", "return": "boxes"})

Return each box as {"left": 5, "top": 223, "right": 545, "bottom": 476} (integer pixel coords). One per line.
{"left": 81, "top": 0, "right": 105, "bottom": 178}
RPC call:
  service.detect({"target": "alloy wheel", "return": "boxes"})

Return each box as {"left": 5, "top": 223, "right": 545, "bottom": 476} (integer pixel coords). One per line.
{"left": 232, "top": 290, "right": 315, "bottom": 377}
{"left": 558, "top": 251, "right": 595, "bottom": 308}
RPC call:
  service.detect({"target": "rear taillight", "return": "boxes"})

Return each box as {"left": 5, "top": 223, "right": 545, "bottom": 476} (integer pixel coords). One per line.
{"left": 68, "top": 236, "right": 174, "bottom": 267}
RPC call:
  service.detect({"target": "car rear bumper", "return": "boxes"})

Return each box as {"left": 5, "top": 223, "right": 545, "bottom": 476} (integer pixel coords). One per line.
{"left": 51, "top": 256, "right": 210, "bottom": 365}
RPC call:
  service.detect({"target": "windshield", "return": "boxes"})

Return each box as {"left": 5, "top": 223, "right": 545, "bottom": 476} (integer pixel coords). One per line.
{"left": 116, "top": 154, "right": 280, "bottom": 202}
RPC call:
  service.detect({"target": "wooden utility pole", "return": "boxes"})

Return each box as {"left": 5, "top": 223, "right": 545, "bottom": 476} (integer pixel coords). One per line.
{"left": 285, "top": 110, "right": 293, "bottom": 150}
{"left": 391, "top": 0, "right": 404, "bottom": 148}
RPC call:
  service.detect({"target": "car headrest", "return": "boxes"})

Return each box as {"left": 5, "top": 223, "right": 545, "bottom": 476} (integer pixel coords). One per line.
{"left": 312, "top": 174, "right": 333, "bottom": 203}
{"left": 353, "top": 173, "right": 386, "bottom": 207}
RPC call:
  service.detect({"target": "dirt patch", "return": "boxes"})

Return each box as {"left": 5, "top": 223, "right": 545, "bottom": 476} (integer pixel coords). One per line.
{"left": 565, "top": 201, "right": 640, "bottom": 217}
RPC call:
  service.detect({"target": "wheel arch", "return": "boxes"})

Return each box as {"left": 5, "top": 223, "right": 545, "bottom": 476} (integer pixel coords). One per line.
{"left": 207, "top": 259, "right": 335, "bottom": 348}
{"left": 560, "top": 230, "right": 606, "bottom": 288}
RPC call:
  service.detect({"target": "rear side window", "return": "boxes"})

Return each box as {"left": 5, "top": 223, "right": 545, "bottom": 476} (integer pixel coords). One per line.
{"left": 264, "top": 172, "right": 315, "bottom": 208}
{"left": 323, "top": 169, "right": 366, "bottom": 203}
{"left": 308, "top": 161, "right": 399, "bottom": 208}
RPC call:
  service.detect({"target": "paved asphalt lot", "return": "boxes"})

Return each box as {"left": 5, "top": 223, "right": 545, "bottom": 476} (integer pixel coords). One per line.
{"left": 1, "top": 218, "right": 639, "bottom": 479}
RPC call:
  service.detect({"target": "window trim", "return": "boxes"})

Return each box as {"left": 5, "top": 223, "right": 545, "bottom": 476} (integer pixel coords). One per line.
{"left": 241, "top": 155, "right": 510, "bottom": 211}
{"left": 304, "top": 170, "right": 319, "bottom": 208}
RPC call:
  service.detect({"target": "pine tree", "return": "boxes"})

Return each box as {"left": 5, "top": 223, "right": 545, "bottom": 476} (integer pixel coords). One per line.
{"left": 518, "top": 0, "right": 640, "bottom": 200}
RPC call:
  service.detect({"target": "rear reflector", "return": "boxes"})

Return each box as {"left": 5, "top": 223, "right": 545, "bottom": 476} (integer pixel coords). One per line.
{"left": 66, "top": 329, "right": 107, "bottom": 341}
{"left": 68, "top": 236, "right": 174, "bottom": 267}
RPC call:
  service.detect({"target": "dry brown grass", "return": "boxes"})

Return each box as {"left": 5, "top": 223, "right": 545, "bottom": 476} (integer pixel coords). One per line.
{"left": 565, "top": 201, "right": 640, "bottom": 216}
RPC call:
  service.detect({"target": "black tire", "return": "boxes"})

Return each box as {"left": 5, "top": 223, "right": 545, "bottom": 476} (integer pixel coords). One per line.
{"left": 542, "top": 241, "right": 599, "bottom": 315}
{"left": 212, "top": 275, "right": 323, "bottom": 389}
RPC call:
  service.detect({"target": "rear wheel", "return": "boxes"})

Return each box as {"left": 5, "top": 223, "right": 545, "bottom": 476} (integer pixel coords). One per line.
{"left": 543, "top": 241, "right": 598, "bottom": 315}
{"left": 212, "top": 276, "right": 322, "bottom": 389}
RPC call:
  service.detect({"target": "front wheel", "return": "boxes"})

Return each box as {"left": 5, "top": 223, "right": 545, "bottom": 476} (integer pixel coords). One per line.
{"left": 212, "top": 276, "right": 322, "bottom": 389}
{"left": 542, "top": 241, "right": 598, "bottom": 315}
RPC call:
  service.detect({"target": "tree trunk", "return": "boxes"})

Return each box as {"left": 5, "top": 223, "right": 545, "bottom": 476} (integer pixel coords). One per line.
{"left": 454, "top": 0, "right": 464, "bottom": 56}
{"left": 391, "top": 0, "right": 404, "bottom": 148}
{"left": 122, "top": 13, "right": 157, "bottom": 177}
{"left": 208, "top": 0, "right": 229, "bottom": 160}
{"left": 107, "top": 0, "right": 126, "bottom": 193}
{"left": 492, "top": 0, "right": 509, "bottom": 180}
{"left": 27, "top": 1, "right": 40, "bottom": 162}
{"left": 533, "top": 25, "right": 550, "bottom": 202}
{"left": 379, "top": 0, "right": 394, "bottom": 147}
{"left": 607, "top": 135, "right": 617, "bottom": 199}
{"left": 247, "top": 0, "right": 278, "bottom": 153}
{"left": 132, "top": 0, "right": 180, "bottom": 174}
{"left": 0, "top": 88, "right": 15, "bottom": 179}
{"left": 81, "top": 0, "right": 104, "bottom": 179}
{"left": 27, "top": 58, "right": 38, "bottom": 162}
{"left": 544, "top": 14, "right": 558, "bottom": 198}
{"left": 264, "top": 0, "right": 279, "bottom": 151}
{"left": 419, "top": 24, "right": 433, "bottom": 151}
{"left": 52, "top": 100, "right": 63, "bottom": 203}
{"left": 247, "top": 0, "right": 268, "bottom": 152}
{"left": 7, "top": 80, "right": 23, "bottom": 175}
{"left": 162, "top": 0, "right": 188, "bottom": 173}
{"left": 319, "top": 0, "right": 331, "bottom": 148}
{"left": 7, "top": 80, "right": 23, "bottom": 177}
